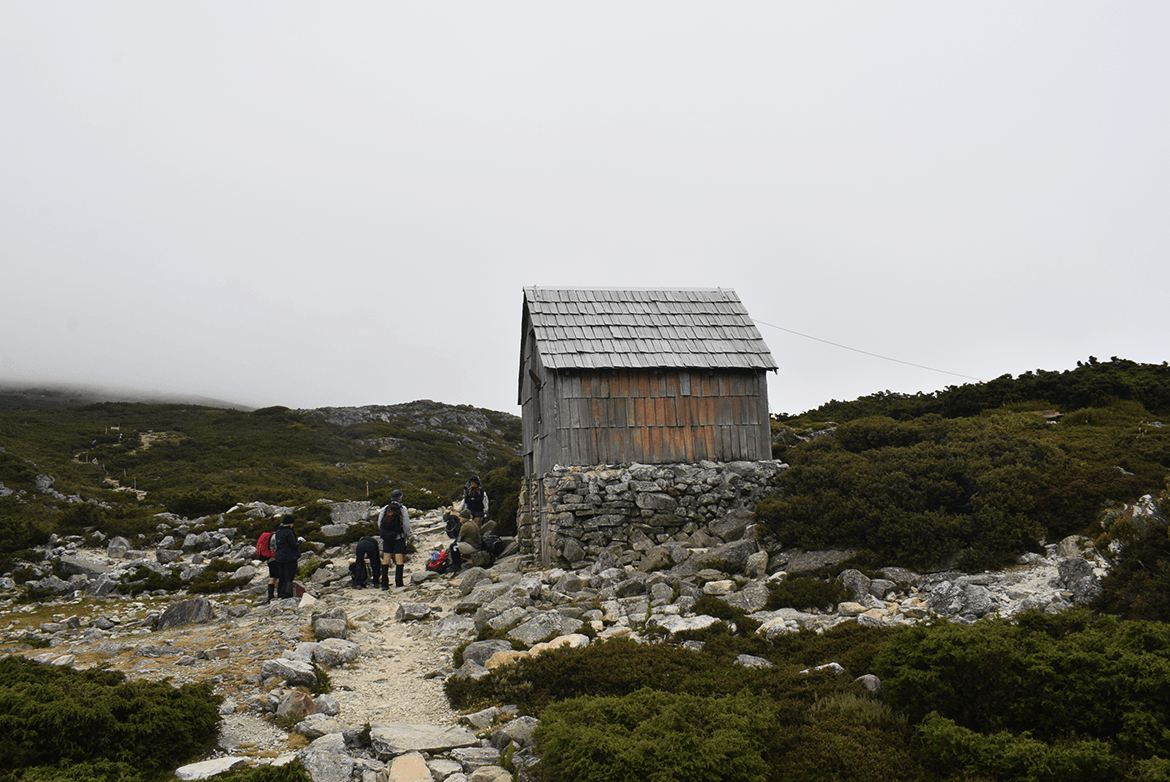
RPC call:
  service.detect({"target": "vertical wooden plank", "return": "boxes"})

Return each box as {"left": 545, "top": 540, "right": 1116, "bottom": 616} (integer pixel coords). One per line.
{"left": 661, "top": 427, "right": 676, "bottom": 462}
{"left": 650, "top": 427, "right": 663, "bottom": 459}
{"left": 713, "top": 397, "right": 727, "bottom": 425}
{"left": 637, "top": 373, "right": 652, "bottom": 398}
{"left": 615, "top": 371, "right": 630, "bottom": 398}
{"left": 663, "top": 397, "right": 678, "bottom": 427}
{"left": 581, "top": 375, "right": 591, "bottom": 397}
{"left": 671, "top": 427, "right": 686, "bottom": 462}
{"left": 679, "top": 372, "right": 691, "bottom": 397}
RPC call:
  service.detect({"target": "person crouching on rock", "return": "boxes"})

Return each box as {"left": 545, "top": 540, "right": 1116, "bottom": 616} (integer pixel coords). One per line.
{"left": 273, "top": 514, "right": 302, "bottom": 600}
{"left": 352, "top": 535, "right": 380, "bottom": 588}
{"left": 378, "top": 489, "right": 412, "bottom": 589}
{"left": 449, "top": 509, "right": 481, "bottom": 575}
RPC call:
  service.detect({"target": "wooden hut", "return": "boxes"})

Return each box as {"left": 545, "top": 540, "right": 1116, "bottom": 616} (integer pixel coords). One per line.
{"left": 518, "top": 287, "right": 778, "bottom": 477}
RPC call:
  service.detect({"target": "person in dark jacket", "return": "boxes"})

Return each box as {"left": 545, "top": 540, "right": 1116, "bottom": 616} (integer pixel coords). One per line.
{"left": 352, "top": 536, "right": 380, "bottom": 588}
{"left": 463, "top": 476, "right": 488, "bottom": 526}
{"left": 272, "top": 514, "right": 302, "bottom": 600}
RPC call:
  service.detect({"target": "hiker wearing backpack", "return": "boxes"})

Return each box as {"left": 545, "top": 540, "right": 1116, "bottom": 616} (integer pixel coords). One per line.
{"left": 463, "top": 476, "right": 489, "bottom": 526}
{"left": 378, "top": 489, "right": 412, "bottom": 590}
{"left": 351, "top": 535, "right": 380, "bottom": 589}
{"left": 256, "top": 522, "right": 280, "bottom": 603}
{"left": 272, "top": 514, "right": 302, "bottom": 600}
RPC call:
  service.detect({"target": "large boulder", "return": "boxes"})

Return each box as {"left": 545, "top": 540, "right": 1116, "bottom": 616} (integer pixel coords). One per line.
{"left": 157, "top": 597, "right": 213, "bottom": 630}
{"left": 261, "top": 659, "right": 318, "bottom": 687}
{"left": 368, "top": 724, "right": 479, "bottom": 760}
{"left": 461, "top": 640, "right": 514, "bottom": 667}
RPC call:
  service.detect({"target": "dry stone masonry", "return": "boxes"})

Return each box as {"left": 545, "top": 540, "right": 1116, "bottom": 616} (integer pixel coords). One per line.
{"left": 519, "top": 460, "right": 787, "bottom": 566}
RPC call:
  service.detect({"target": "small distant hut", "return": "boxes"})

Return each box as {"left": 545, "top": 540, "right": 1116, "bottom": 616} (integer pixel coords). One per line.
{"left": 518, "top": 287, "right": 778, "bottom": 475}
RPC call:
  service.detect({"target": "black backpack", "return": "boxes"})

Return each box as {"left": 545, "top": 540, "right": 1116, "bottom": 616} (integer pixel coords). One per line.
{"left": 381, "top": 502, "right": 403, "bottom": 537}
{"left": 481, "top": 533, "right": 506, "bottom": 559}
{"left": 445, "top": 516, "right": 461, "bottom": 539}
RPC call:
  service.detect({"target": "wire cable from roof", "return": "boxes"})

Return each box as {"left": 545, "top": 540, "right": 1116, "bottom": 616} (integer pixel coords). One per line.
{"left": 753, "top": 319, "right": 986, "bottom": 383}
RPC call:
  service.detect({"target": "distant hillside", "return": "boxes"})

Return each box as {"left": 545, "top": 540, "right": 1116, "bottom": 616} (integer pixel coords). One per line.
{"left": 783, "top": 356, "right": 1170, "bottom": 423}
{"left": 0, "top": 396, "right": 521, "bottom": 565}
{"left": 0, "top": 384, "right": 251, "bottom": 411}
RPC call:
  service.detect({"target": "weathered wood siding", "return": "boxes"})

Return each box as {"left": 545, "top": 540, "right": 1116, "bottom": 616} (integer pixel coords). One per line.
{"left": 528, "top": 367, "right": 769, "bottom": 474}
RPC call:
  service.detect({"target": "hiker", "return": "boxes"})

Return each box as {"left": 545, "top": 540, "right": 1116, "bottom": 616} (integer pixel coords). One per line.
{"left": 351, "top": 535, "right": 380, "bottom": 588}
{"left": 463, "top": 476, "right": 489, "bottom": 526}
{"left": 258, "top": 521, "right": 280, "bottom": 603}
{"left": 449, "top": 508, "right": 481, "bottom": 575}
{"left": 378, "top": 489, "right": 412, "bottom": 589}
{"left": 272, "top": 514, "right": 302, "bottom": 600}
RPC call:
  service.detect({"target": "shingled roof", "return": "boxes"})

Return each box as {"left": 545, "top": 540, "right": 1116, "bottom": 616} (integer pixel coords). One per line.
{"left": 522, "top": 287, "right": 778, "bottom": 371}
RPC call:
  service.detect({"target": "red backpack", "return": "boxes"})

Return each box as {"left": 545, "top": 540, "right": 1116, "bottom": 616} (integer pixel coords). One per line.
{"left": 255, "top": 531, "right": 276, "bottom": 560}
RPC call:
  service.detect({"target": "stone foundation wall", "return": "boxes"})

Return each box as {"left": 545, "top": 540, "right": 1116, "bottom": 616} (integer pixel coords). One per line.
{"left": 518, "top": 460, "right": 787, "bottom": 567}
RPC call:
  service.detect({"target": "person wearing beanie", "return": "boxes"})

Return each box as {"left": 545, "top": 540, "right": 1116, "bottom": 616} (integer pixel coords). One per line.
{"left": 378, "top": 489, "right": 412, "bottom": 589}
{"left": 463, "top": 476, "right": 489, "bottom": 526}
{"left": 272, "top": 514, "right": 302, "bottom": 600}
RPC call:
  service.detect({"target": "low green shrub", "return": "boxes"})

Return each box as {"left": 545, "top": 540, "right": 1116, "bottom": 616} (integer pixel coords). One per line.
{"left": 767, "top": 576, "right": 849, "bottom": 612}
{"left": 444, "top": 637, "right": 721, "bottom": 715}
{"left": 874, "top": 609, "right": 1170, "bottom": 759}
{"left": 533, "top": 688, "right": 780, "bottom": 782}
{"left": 1095, "top": 518, "right": 1170, "bottom": 622}
{"left": 187, "top": 559, "right": 250, "bottom": 595}
{"left": 121, "top": 566, "right": 185, "bottom": 596}
{"left": 779, "top": 696, "right": 926, "bottom": 782}
{"left": 917, "top": 712, "right": 1121, "bottom": 782}
{"left": 688, "top": 596, "right": 762, "bottom": 634}
{"left": 213, "top": 763, "right": 314, "bottom": 782}
{"left": 766, "top": 621, "right": 897, "bottom": 678}
{"left": 0, "top": 657, "right": 221, "bottom": 774}
{"left": 164, "top": 489, "right": 237, "bottom": 518}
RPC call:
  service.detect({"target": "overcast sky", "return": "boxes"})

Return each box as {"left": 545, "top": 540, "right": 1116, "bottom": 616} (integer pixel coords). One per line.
{"left": 2, "top": 3, "right": 1167, "bottom": 417}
